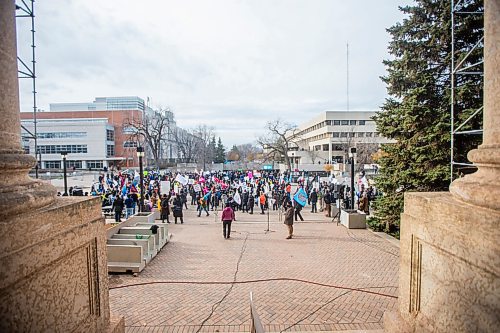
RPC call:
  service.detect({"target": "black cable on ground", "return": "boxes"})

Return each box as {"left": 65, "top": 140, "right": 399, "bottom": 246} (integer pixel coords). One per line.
{"left": 109, "top": 277, "right": 397, "bottom": 299}
{"left": 279, "top": 290, "right": 353, "bottom": 333}
{"left": 194, "top": 232, "right": 249, "bottom": 333}
{"left": 346, "top": 229, "right": 399, "bottom": 257}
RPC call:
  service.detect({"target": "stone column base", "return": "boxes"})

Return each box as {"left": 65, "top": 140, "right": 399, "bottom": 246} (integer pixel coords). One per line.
{"left": 0, "top": 197, "right": 124, "bottom": 333}
{"left": 384, "top": 192, "right": 499, "bottom": 333}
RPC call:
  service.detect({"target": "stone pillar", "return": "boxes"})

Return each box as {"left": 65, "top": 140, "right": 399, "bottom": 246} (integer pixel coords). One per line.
{"left": 450, "top": 0, "right": 500, "bottom": 210}
{"left": 0, "top": 2, "right": 124, "bottom": 331}
{"left": 384, "top": 2, "right": 500, "bottom": 332}
{"left": 0, "top": 0, "right": 56, "bottom": 218}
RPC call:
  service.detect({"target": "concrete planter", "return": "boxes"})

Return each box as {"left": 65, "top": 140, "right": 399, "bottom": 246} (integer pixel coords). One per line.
{"left": 340, "top": 209, "right": 367, "bottom": 229}
{"left": 127, "top": 212, "right": 155, "bottom": 224}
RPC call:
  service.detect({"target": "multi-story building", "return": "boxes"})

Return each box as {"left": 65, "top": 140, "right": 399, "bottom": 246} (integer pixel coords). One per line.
{"left": 21, "top": 96, "right": 191, "bottom": 170}
{"left": 21, "top": 96, "right": 151, "bottom": 169}
{"left": 21, "top": 118, "right": 117, "bottom": 170}
{"left": 288, "top": 110, "right": 390, "bottom": 171}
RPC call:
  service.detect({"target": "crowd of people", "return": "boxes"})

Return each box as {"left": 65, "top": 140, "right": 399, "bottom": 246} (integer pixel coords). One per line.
{"left": 84, "top": 168, "right": 377, "bottom": 239}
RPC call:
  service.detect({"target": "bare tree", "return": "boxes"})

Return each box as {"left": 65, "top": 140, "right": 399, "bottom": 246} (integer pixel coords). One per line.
{"left": 173, "top": 128, "right": 202, "bottom": 163}
{"left": 257, "top": 119, "right": 299, "bottom": 171}
{"left": 192, "top": 124, "right": 216, "bottom": 170}
{"left": 123, "top": 108, "right": 173, "bottom": 167}
{"left": 237, "top": 143, "right": 262, "bottom": 162}
{"left": 306, "top": 148, "right": 320, "bottom": 164}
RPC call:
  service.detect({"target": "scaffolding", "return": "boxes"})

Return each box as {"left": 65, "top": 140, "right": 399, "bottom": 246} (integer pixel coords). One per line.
{"left": 16, "top": 0, "right": 39, "bottom": 177}
{"left": 450, "top": 0, "right": 484, "bottom": 182}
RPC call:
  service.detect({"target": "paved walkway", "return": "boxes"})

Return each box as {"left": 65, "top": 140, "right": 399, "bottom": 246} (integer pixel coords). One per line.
{"left": 109, "top": 206, "right": 399, "bottom": 333}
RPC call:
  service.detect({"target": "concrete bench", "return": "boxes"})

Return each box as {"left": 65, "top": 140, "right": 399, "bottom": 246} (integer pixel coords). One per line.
{"left": 118, "top": 226, "right": 165, "bottom": 251}
{"left": 135, "top": 223, "right": 169, "bottom": 248}
{"left": 111, "top": 234, "right": 157, "bottom": 257}
{"left": 107, "top": 238, "right": 154, "bottom": 264}
{"left": 107, "top": 244, "right": 145, "bottom": 273}
{"left": 126, "top": 212, "right": 155, "bottom": 224}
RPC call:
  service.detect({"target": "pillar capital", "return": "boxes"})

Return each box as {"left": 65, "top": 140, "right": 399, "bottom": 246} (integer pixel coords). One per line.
{"left": 0, "top": 0, "right": 55, "bottom": 218}
{"left": 450, "top": 0, "right": 500, "bottom": 211}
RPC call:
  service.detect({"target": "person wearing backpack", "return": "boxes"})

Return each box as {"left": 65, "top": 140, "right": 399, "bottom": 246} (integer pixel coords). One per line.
{"left": 221, "top": 202, "right": 235, "bottom": 239}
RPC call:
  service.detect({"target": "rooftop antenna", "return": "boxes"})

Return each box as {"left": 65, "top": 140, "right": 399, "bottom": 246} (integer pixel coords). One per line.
{"left": 346, "top": 42, "right": 349, "bottom": 112}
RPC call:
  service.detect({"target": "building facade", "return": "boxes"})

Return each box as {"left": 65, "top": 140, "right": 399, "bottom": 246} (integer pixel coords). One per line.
{"left": 21, "top": 96, "right": 150, "bottom": 169}
{"left": 288, "top": 111, "right": 390, "bottom": 170}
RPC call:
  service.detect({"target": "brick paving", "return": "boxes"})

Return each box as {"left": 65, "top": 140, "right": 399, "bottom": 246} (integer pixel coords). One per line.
{"left": 109, "top": 206, "right": 399, "bottom": 332}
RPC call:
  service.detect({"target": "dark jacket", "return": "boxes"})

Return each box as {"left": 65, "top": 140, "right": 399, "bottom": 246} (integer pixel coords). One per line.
{"left": 172, "top": 197, "right": 183, "bottom": 217}
{"left": 113, "top": 197, "right": 124, "bottom": 212}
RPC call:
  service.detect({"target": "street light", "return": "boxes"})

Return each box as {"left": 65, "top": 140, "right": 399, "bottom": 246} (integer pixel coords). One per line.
{"left": 136, "top": 146, "right": 145, "bottom": 212}
{"left": 61, "top": 151, "right": 68, "bottom": 196}
{"left": 348, "top": 147, "right": 357, "bottom": 210}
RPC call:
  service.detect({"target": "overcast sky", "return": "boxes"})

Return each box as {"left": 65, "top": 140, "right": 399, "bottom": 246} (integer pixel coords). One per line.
{"left": 16, "top": 0, "right": 411, "bottom": 146}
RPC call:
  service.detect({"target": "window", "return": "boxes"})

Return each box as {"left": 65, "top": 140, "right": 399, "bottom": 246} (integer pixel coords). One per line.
{"left": 66, "top": 160, "right": 82, "bottom": 169}
{"left": 87, "top": 160, "right": 103, "bottom": 169}
{"left": 374, "top": 132, "right": 380, "bottom": 137}
{"left": 38, "top": 132, "right": 87, "bottom": 139}
{"left": 358, "top": 120, "right": 366, "bottom": 125}
{"left": 340, "top": 132, "right": 348, "bottom": 137}
{"left": 314, "top": 145, "right": 321, "bottom": 151}
{"left": 322, "top": 144, "right": 329, "bottom": 151}
{"left": 333, "top": 120, "right": 340, "bottom": 125}
{"left": 333, "top": 145, "right": 344, "bottom": 151}
{"left": 106, "top": 129, "right": 114, "bottom": 141}
{"left": 123, "top": 141, "right": 138, "bottom": 148}
{"left": 24, "top": 146, "right": 30, "bottom": 154}
{"left": 366, "top": 132, "right": 373, "bottom": 137}
{"left": 332, "top": 132, "right": 340, "bottom": 137}
{"left": 349, "top": 132, "right": 355, "bottom": 137}
{"left": 45, "top": 161, "right": 61, "bottom": 169}
{"left": 357, "top": 132, "right": 365, "bottom": 137}
{"left": 107, "top": 144, "right": 115, "bottom": 157}
{"left": 341, "top": 120, "right": 349, "bottom": 125}
{"left": 36, "top": 145, "right": 87, "bottom": 154}
{"left": 349, "top": 120, "right": 356, "bottom": 125}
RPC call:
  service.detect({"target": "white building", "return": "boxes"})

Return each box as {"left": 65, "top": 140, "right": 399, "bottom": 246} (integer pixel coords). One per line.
{"left": 288, "top": 111, "right": 390, "bottom": 171}
{"left": 21, "top": 118, "right": 121, "bottom": 170}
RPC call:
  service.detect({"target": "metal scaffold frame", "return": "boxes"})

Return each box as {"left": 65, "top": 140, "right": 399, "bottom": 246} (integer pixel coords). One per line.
{"left": 450, "top": 0, "right": 484, "bottom": 182}
{"left": 16, "top": 0, "right": 39, "bottom": 178}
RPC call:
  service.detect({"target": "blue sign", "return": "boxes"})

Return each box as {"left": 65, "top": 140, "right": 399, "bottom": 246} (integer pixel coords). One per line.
{"left": 293, "top": 188, "right": 308, "bottom": 207}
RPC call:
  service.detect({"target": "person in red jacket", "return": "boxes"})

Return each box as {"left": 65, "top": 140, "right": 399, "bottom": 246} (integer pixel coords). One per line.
{"left": 221, "top": 202, "right": 235, "bottom": 239}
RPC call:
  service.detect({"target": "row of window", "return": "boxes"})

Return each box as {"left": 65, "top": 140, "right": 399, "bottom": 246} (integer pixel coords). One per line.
{"left": 36, "top": 145, "right": 88, "bottom": 154}
{"left": 299, "top": 119, "right": 369, "bottom": 136}
{"left": 303, "top": 132, "right": 379, "bottom": 144}
{"left": 38, "top": 132, "right": 87, "bottom": 139}
{"left": 123, "top": 141, "right": 138, "bottom": 148}
{"left": 44, "top": 160, "right": 102, "bottom": 169}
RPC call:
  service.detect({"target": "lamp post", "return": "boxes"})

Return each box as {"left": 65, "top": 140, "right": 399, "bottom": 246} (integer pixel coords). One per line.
{"left": 61, "top": 151, "right": 68, "bottom": 196}
{"left": 348, "top": 147, "right": 356, "bottom": 210}
{"left": 136, "top": 146, "right": 145, "bottom": 212}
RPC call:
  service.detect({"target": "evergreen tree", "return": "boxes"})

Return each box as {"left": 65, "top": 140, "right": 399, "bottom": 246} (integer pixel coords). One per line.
{"left": 372, "top": 0, "right": 483, "bottom": 236}
{"left": 207, "top": 136, "right": 217, "bottom": 163}
{"left": 215, "top": 137, "right": 226, "bottom": 163}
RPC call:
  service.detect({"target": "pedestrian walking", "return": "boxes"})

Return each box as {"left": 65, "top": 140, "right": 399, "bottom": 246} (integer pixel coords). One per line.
{"left": 112, "top": 195, "right": 124, "bottom": 222}
{"left": 160, "top": 193, "right": 170, "bottom": 223}
{"left": 283, "top": 200, "right": 294, "bottom": 239}
{"left": 221, "top": 202, "right": 235, "bottom": 239}
{"left": 294, "top": 199, "right": 304, "bottom": 222}
{"left": 310, "top": 188, "right": 318, "bottom": 213}
{"left": 172, "top": 195, "right": 184, "bottom": 224}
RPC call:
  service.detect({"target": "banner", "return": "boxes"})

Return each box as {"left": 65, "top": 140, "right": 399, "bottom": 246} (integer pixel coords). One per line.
{"left": 161, "top": 181, "right": 170, "bottom": 194}
{"left": 234, "top": 192, "right": 241, "bottom": 205}
{"left": 175, "top": 174, "right": 188, "bottom": 186}
{"left": 293, "top": 187, "right": 308, "bottom": 207}
{"left": 193, "top": 184, "right": 202, "bottom": 192}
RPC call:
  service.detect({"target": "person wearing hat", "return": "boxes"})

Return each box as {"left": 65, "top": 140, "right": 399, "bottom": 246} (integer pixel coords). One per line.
{"left": 283, "top": 199, "right": 294, "bottom": 239}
